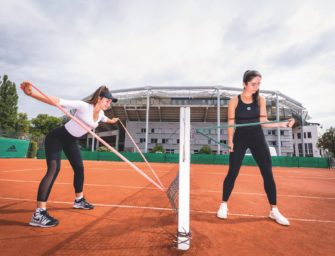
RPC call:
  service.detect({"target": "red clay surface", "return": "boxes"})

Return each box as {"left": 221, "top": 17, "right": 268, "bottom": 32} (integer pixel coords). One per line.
{"left": 0, "top": 158, "right": 334, "bottom": 256}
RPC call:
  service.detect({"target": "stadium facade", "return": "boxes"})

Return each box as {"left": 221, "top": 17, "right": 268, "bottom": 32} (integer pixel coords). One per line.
{"left": 86, "top": 86, "right": 320, "bottom": 157}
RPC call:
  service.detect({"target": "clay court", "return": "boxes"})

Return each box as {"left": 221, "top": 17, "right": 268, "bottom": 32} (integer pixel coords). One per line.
{"left": 0, "top": 158, "right": 334, "bottom": 256}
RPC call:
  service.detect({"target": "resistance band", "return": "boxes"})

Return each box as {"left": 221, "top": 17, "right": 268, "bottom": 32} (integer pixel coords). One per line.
{"left": 30, "top": 84, "right": 165, "bottom": 192}
{"left": 118, "top": 120, "right": 165, "bottom": 189}
{"left": 196, "top": 120, "right": 291, "bottom": 149}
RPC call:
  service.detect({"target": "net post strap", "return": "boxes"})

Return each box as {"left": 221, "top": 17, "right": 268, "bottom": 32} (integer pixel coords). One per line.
{"left": 118, "top": 120, "right": 165, "bottom": 190}
{"left": 30, "top": 84, "right": 165, "bottom": 192}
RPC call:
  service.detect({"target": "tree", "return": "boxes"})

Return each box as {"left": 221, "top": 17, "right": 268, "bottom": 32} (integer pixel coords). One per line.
{"left": 317, "top": 127, "right": 335, "bottom": 156}
{"left": 27, "top": 141, "right": 38, "bottom": 158}
{"left": 199, "top": 145, "right": 212, "bottom": 154}
{"left": 31, "top": 114, "right": 62, "bottom": 138}
{"left": 96, "top": 146, "right": 110, "bottom": 152}
{"left": 16, "top": 113, "right": 31, "bottom": 133}
{"left": 151, "top": 144, "right": 165, "bottom": 153}
{"left": 0, "top": 75, "right": 18, "bottom": 131}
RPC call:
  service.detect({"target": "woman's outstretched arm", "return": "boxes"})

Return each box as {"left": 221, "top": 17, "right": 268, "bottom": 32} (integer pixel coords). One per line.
{"left": 20, "top": 81, "right": 60, "bottom": 106}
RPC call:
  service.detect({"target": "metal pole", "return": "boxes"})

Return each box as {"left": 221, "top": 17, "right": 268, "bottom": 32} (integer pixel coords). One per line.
{"left": 96, "top": 134, "right": 99, "bottom": 150}
{"left": 301, "top": 110, "right": 305, "bottom": 157}
{"left": 115, "top": 130, "right": 119, "bottom": 151}
{"left": 217, "top": 89, "right": 221, "bottom": 155}
{"left": 91, "top": 129, "right": 95, "bottom": 152}
{"left": 276, "top": 93, "right": 281, "bottom": 156}
{"left": 145, "top": 90, "right": 150, "bottom": 153}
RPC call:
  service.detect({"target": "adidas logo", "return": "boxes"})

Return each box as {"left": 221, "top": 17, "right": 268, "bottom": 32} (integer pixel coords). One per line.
{"left": 6, "top": 145, "right": 17, "bottom": 152}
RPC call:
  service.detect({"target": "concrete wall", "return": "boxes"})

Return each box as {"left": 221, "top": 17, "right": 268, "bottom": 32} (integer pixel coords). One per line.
{"left": 293, "top": 124, "right": 320, "bottom": 157}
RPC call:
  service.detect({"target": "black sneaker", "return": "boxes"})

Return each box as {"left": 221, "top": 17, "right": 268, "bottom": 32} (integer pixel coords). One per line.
{"left": 29, "top": 210, "right": 59, "bottom": 228}
{"left": 73, "top": 197, "right": 94, "bottom": 210}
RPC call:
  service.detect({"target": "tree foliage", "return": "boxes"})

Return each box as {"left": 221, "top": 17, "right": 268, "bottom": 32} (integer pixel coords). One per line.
{"left": 16, "top": 113, "right": 31, "bottom": 133}
{"left": 151, "top": 144, "right": 165, "bottom": 153}
{"left": 0, "top": 75, "right": 18, "bottom": 131}
{"left": 199, "top": 145, "right": 212, "bottom": 154}
{"left": 31, "top": 114, "right": 62, "bottom": 138}
{"left": 317, "top": 127, "right": 335, "bottom": 156}
{"left": 96, "top": 146, "right": 110, "bottom": 152}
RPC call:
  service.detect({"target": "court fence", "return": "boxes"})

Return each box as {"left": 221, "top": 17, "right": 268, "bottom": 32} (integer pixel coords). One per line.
{"left": 36, "top": 150, "right": 330, "bottom": 169}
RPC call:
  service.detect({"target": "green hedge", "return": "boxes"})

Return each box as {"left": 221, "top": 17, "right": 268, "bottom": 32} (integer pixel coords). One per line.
{"left": 27, "top": 141, "right": 38, "bottom": 158}
{"left": 36, "top": 150, "right": 329, "bottom": 168}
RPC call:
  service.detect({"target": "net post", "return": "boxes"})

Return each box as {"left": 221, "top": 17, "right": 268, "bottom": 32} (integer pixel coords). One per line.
{"left": 177, "top": 107, "right": 191, "bottom": 250}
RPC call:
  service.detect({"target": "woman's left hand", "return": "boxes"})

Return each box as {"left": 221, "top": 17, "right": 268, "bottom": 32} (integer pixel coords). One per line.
{"left": 280, "top": 118, "right": 295, "bottom": 128}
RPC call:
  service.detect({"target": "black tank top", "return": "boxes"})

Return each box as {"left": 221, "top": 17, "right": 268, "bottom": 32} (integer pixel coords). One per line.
{"left": 235, "top": 95, "right": 260, "bottom": 130}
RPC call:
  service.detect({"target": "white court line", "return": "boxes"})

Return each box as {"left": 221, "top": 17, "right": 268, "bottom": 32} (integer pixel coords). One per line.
{"left": 200, "top": 172, "right": 335, "bottom": 180}
{"left": 0, "top": 167, "right": 170, "bottom": 173}
{"left": 0, "top": 168, "right": 45, "bottom": 173}
{"left": 0, "top": 178, "right": 334, "bottom": 200}
{"left": 194, "top": 190, "right": 335, "bottom": 200}
{"left": 193, "top": 168, "right": 331, "bottom": 175}
{"left": 190, "top": 209, "right": 335, "bottom": 224}
{"left": 200, "top": 171, "right": 334, "bottom": 178}
{"left": 0, "top": 196, "right": 334, "bottom": 224}
{"left": 87, "top": 167, "right": 170, "bottom": 173}
{"left": 0, "top": 179, "right": 160, "bottom": 190}
{"left": 3, "top": 168, "right": 331, "bottom": 179}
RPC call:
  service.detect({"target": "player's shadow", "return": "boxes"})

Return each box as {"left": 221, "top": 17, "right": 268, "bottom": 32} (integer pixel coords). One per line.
{"left": 192, "top": 212, "right": 270, "bottom": 224}
{"left": 0, "top": 207, "right": 71, "bottom": 215}
{"left": 221, "top": 217, "right": 270, "bottom": 224}
{"left": 0, "top": 218, "right": 29, "bottom": 226}
{"left": 0, "top": 201, "right": 72, "bottom": 227}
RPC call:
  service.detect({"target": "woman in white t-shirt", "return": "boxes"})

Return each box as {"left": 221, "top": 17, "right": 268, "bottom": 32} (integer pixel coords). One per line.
{"left": 20, "top": 82, "right": 118, "bottom": 227}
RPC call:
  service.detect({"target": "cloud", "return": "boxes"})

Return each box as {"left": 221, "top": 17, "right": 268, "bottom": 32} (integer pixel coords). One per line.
{"left": 0, "top": 0, "right": 334, "bottom": 129}
{"left": 273, "top": 29, "right": 335, "bottom": 67}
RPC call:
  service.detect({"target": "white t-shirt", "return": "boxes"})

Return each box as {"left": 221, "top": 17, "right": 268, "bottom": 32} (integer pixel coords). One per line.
{"left": 59, "top": 98, "right": 108, "bottom": 137}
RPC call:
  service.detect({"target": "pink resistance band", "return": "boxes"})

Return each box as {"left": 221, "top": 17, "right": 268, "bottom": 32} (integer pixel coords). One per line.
{"left": 118, "top": 120, "right": 165, "bottom": 189}
{"left": 30, "top": 84, "right": 165, "bottom": 192}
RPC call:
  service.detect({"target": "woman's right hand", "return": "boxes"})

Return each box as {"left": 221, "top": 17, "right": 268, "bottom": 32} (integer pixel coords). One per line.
{"left": 20, "top": 81, "right": 33, "bottom": 96}
{"left": 111, "top": 118, "right": 119, "bottom": 123}
{"left": 228, "top": 140, "right": 234, "bottom": 152}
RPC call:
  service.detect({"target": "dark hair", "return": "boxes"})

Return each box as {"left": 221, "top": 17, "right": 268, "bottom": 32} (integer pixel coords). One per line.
{"left": 84, "top": 85, "right": 107, "bottom": 105}
{"left": 243, "top": 70, "right": 262, "bottom": 106}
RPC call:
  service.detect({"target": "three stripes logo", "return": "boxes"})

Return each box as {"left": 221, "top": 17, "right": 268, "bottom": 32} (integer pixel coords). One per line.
{"left": 6, "top": 145, "right": 17, "bottom": 152}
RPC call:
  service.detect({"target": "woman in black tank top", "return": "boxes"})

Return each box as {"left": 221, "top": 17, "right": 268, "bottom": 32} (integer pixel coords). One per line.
{"left": 217, "top": 70, "right": 295, "bottom": 226}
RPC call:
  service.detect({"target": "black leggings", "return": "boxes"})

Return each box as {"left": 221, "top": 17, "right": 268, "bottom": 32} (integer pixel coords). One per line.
{"left": 222, "top": 126, "right": 277, "bottom": 205}
{"left": 37, "top": 126, "right": 84, "bottom": 202}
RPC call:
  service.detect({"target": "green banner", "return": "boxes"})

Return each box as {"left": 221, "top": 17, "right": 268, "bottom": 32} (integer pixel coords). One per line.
{"left": 0, "top": 138, "right": 30, "bottom": 158}
{"left": 36, "top": 150, "right": 329, "bottom": 168}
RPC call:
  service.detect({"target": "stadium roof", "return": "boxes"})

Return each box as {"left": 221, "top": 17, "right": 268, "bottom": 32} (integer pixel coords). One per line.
{"left": 103, "top": 86, "right": 306, "bottom": 123}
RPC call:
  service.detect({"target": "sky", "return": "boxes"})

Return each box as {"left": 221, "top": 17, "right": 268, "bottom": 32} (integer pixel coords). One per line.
{"left": 0, "top": 0, "right": 334, "bottom": 131}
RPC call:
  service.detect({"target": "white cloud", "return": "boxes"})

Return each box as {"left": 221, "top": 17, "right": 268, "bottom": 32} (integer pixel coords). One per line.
{"left": 0, "top": 0, "right": 334, "bottom": 129}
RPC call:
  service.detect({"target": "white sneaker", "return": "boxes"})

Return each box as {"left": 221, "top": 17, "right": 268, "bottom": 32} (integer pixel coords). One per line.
{"left": 217, "top": 203, "right": 228, "bottom": 219}
{"left": 269, "top": 208, "right": 290, "bottom": 226}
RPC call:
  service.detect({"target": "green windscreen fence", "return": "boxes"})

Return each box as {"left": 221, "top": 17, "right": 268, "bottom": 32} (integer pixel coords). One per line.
{"left": 36, "top": 150, "right": 329, "bottom": 168}
{"left": 36, "top": 151, "right": 181, "bottom": 163}
{"left": 0, "top": 138, "right": 30, "bottom": 158}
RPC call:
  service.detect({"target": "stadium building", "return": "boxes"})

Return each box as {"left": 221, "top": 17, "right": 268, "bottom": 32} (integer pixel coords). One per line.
{"left": 85, "top": 86, "right": 319, "bottom": 157}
